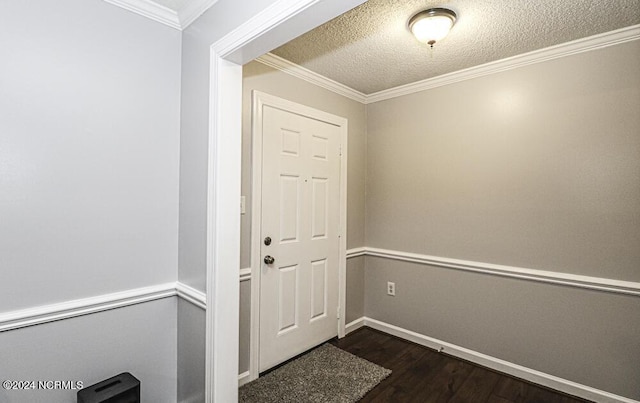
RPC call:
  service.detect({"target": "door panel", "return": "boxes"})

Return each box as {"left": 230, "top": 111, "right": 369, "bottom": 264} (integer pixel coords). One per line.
{"left": 259, "top": 104, "right": 341, "bottom": 372}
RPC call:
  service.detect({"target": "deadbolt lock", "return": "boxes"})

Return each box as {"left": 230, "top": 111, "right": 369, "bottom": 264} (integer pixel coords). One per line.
{"left": 264, "top": 236, "right": 272, "bottom": 246}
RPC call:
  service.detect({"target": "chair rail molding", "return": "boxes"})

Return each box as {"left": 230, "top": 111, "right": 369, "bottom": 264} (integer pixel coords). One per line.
{"left": 176, "top": 282, "right": 207, "bottom": 309}
{"left": 0, "top": 282, "right": 206, "bottom": 333}
{"left": 346, "top": 247, "right": 640, "bottom": 297}
{"left": 239, "top": 268, "right": 252, "bottom": 282}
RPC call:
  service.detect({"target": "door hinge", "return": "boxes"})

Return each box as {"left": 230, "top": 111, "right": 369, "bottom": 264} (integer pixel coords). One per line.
{"left": 337, "top": 307, "right": 341, "bottom": 319}
{"left": 339, "top": 144, "right": 342, "bottom": 157}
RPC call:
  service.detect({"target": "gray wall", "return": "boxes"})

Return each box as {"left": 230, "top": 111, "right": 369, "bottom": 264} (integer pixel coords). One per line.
{"left": 366, "top": 41, "right": 640, "bottom": 281}
{"left": 0, "top": 0, "right": 181, "bottom": 311}
{"left": 345, "top": 256, "right": 365, "bottom": 323}
{"left": 0, "top": 1, "right": 181, "bottom": 401}
{"left": 364, "top": 41, "right": 640, "bottom": 400}
{"left": 179, "top": 0, "right": 293, "bottom": 293}
{"left": 177, "top": 300, "right": 206, "bottom": 403}
{"left": 238, "top": 61, "right": 367, "bottom": 372}
{"left": 0, "top": 298, "right": 177, "bottom": 403}
{"left": 238, "top": 280, "right": 252, "bottom": 374}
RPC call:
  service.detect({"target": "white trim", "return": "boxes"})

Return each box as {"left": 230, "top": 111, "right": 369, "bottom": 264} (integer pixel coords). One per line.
{"left": 248, "top": 89, "right": 266, "bottom": 384}
{"left": 362, "top": 247, "right": 640, "bottom": 297}
{"left": 249, "top": 90, "right": 349, "bottom": 382}
{"left": 177, "top": 0, "right": 219, "bottom": 29}
{"left": 238, "top": 371, "right": 251, "bottom": 387}
{"left": 104, "top": 0, "right": 181, "bottom": 29}
{"left": 239, "top": 268, "right": 252, "bottom": 282}
{"left": 104, "top": 0, "right": 219, "bottom": 30}
{"left": 249, "top": 25, "right": 640, "bottom": 105}
{"left": 256, "top": 53, "right": 368, "bottom": 104}
{"left": 346, "top": 247, "right": 366, "bottom": 259}
{"left": 211, "top": 0, "right": 321, "bottom": 61}
{"left": 206, "top": 54, "right": 242, "bottom": 403}
{"left": 360, "top": 317, "right": 638, "bottom": 403}
{"left": 367, "top": 25, "right": 640, "bottom": 103}
{"left": 176, "top": 282, "right": 207, "bottom": 310}
{"left": 0, "top": 282, "right": 207, "bottom": 333}
{"left": 338, "top": 121, "right": 348, "bottom": 339}
{"left": 344, "top": 317, "right": 364, "bottom": 334}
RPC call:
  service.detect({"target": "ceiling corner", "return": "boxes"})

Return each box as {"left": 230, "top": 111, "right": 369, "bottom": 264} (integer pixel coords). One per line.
{"left": 104, "top": 0, "right": 181, "bottom": 29}
{"left": 177, "top": 0, "right": 219, "bottom": 30}
{"left": 104, "top": 0, "right": 219, "bottom": 30}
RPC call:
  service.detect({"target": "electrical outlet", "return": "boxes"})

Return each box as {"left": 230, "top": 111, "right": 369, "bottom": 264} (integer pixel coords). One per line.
{"left": 387, "top": 281, "right": 395, "bottom": 296}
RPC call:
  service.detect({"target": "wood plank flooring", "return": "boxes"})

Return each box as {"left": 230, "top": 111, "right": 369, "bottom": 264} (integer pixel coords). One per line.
{"left": 329, "top": 327, "right": 591, "bottom": 403}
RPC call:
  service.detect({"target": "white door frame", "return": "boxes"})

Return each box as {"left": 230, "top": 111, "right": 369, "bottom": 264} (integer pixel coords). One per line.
{"left": 249, "top": 91, "right": 348, "bottom": 381}
{"left": 205, "top": 1, "right": 365, "bottom": 401}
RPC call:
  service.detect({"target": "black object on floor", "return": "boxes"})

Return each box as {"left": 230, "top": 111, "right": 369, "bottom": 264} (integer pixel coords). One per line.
{"left": 77, "top": 372, "right": 140, "bottom": 403}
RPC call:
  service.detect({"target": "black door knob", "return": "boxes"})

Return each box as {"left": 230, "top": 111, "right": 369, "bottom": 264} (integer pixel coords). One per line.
{"left": 264, "top": 255, "right": 275, "bottom": 265}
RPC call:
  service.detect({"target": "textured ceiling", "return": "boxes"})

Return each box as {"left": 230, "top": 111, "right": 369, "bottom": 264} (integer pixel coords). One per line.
{"left": 271, "top": 0, "right": 640, "bottom": 94}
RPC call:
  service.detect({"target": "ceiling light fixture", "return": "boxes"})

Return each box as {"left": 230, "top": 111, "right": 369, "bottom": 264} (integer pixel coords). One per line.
{"left": 408, "top": 8, "right": 457, "bottom": 49}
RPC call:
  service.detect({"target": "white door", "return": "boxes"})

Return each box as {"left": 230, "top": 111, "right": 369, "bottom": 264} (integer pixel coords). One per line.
{"left": 259, "top": 103, "right": 342, "bottom": 372}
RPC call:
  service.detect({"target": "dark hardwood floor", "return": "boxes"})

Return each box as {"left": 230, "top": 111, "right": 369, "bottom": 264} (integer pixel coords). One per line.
{"left": 329, "top": 327, "right": 591, "bottom": 403}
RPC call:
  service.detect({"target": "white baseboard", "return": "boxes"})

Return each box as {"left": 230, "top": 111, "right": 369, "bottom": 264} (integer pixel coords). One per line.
{"left": 238, "top": 371, "right": 251, "bottom": 387}
{"left": 345, "top": 317, "right": 365, "bottom": 334}
{"left": 357, "top": 317, "right": 637, "bottom": 403}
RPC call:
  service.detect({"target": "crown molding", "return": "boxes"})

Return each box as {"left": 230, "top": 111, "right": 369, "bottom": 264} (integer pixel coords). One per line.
{"left": 177, "top": 0, "right": 219, "bottom": 28}
{"left": 367, "top": 24, "right": 640, "bottom": 103}
{"left": 256, "top": 53, "right": 368, "bottom": 103}
{"left": 104, "top": 0, "right": 219, "bottom": 30}
{"left": 255, "top": 25, "right": 640, "bottom": 105}
{"left": 105, "top": 0, "right": 181, "bottom": 29}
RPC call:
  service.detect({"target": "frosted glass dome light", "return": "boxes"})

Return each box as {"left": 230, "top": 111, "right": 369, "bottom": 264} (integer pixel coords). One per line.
{"left": 409, "top": 8, "right": 457, "bottom": 48}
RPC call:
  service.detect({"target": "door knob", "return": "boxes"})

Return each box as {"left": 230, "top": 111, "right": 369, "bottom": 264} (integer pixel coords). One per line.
{"left": 264, "top": 255, "right": 275, "bottom": 265}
